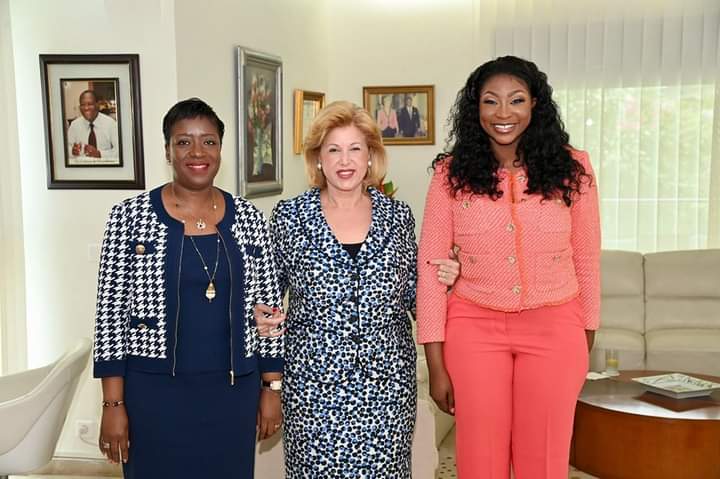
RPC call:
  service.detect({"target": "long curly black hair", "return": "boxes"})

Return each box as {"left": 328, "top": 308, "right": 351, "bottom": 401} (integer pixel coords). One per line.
{"left": 434, "top": 55, "right": 590, "bottom": 206}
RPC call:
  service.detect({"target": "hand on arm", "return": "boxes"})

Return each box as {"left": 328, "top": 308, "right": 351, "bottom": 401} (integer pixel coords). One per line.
{"left": 254, "top": 303, "right": 286, "bottom": 337}
{"left": 99, "top": 377, "right": 129, "bottom": 464}
{"left": 429, "top": 248, "right": 460, "bottom": 287}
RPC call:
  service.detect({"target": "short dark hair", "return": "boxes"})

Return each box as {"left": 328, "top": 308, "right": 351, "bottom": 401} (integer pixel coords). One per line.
{"left": 79, "top": 90, "right": 98, "bottom": 103}
{"left": 162, "top": 98, "right": 225, "bottom": 145}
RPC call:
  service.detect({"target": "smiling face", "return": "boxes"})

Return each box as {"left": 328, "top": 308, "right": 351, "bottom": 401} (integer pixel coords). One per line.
{"left": 319, "top": 124, "right": 369, "bottom": 194}
{"left": 478, "top": 74, "right": 535, "bottom": 155}
{"left": 166, "top": 116, "right": 222, "bottom": 190}
{"left": 79, "top": 91, "right": 99, "bottom": 122}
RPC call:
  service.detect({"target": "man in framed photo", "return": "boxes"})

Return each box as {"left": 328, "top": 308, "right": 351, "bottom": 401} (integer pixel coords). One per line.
{"left": 397, "top": 94, "right": 421, "bottom": 138}
{"left": 67, "top": 90, "right": 119, "bottom": 162}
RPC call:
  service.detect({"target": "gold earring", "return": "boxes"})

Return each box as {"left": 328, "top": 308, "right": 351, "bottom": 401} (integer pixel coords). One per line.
{"left": 317, "top": 162, "right": 322, "bottom": 170}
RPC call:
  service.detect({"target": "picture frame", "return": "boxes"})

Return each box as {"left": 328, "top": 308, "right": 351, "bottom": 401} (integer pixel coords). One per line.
{"left": 236, "top": 46, "right": 283, "bottom": 198}
{"left": 40, "top": 54, "right": 144, "bottom": 189}
{"left": 362, "top": 85, "right": 435, "bottom": 145}
{"left": 293, "top": 89, "right": 325, "bottom": 154}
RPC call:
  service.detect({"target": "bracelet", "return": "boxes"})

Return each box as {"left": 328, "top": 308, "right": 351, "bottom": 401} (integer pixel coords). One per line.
{"left": 102, "top": 399, "right": 125, "bottom": 408}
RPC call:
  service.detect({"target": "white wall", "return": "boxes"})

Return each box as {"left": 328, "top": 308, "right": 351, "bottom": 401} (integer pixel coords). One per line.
{"left": 6, "top": 0, "right": 330, "bottom": 459}
{"left": 0, "top": 0, "right": 27, "bottom": 375}
{"left": 326, "top": 0, "right": 483, "bottom": 227}
{"left": 5, "top": 0, "right": 493, "bottom": 461}
{"left": 9, "top": 0, "right": 178, "bottom": 457}
{"left": 174, "top": 0, "right": 329, "bottom": 217}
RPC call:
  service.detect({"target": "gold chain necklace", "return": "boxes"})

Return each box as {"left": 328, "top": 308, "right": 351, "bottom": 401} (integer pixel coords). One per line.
{"left": 171, "top": 183, "right": 217, "bottom": 231}
{"left": 188, "top": 234, "right": 221, "bottom": 302}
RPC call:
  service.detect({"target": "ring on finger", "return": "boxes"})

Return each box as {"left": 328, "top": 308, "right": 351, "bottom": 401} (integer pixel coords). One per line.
{"left": 102, "top": 441, "right": 111, "bottom": 449}
{"left": 274, "top": 424, "right": 281, "bottom": 429}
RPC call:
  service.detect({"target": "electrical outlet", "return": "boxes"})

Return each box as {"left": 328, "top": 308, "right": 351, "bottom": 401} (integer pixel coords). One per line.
{"left": 76, "top": 419, "right": 97, "bottom": 440}
{"left": 87, "top": 243, "right": 100, "bottom": 262}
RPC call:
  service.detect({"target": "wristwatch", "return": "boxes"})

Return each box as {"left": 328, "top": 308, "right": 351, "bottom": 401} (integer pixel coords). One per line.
{"left": 262, "top": 379, "right": 282, "bottom": 391}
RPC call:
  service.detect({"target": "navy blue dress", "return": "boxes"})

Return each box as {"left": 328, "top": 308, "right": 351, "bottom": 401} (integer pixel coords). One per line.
{"left": 123, "top": 233, "right": 259, "bottom": 478}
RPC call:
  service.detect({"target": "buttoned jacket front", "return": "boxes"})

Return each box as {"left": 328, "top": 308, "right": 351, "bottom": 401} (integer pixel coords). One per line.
{"left": 270, "top": 188, "right": 417, "bottom": 384}
{"left": 416, "top": 150, "right": 601, "bottom": 343}
{"left": 92, "top": 186, "right": 283, "bottom": 379}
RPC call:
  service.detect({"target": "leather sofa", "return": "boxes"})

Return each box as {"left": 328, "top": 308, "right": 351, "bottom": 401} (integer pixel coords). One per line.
{"left": 592, "top": 249, "right": 720, "bottom": 376}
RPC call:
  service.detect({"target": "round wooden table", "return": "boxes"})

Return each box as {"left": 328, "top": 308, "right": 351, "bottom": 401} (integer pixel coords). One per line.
{"left": 570, "top": 370, "right": 720, "bottom": 479}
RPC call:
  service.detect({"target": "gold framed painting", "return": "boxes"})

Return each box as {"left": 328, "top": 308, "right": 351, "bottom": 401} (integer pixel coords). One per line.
{"left": 362, "top": 85, "right": 434, "bottom": 145}
{"left": 293, "top": 89, "right": 325, "bottom": 154}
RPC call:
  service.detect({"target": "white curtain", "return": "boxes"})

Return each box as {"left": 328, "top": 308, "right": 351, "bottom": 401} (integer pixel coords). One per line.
{"left": 476, "top": 0, "right": 720, "bottom": 252}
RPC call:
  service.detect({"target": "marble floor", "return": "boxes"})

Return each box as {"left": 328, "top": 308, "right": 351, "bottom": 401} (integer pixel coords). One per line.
{"left": 12, "top": 432, "right": 598, "bottom": 479}
{"left": 436, "top": 428, "right": 599, "bottom": 479}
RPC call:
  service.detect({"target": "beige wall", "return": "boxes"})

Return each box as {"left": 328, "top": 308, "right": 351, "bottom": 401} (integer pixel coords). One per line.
{"left": 174, "top": 0, "right": 329, "bottom": 216}
{"left": 8, "top": 0, "right": 178, "bottom": 457}
{"left": 0, "top": 0, "right": 27, "bottom": 375}
{"left": 5, "top": 0, "right": 493, "bottom": 460}
{"left": 327, "top": 0, "right": 489, "bottom": 230}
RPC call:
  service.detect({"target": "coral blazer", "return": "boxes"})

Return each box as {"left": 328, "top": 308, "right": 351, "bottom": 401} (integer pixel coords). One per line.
{"left": 416, "top": 150, "right": 601, "bottom": 344}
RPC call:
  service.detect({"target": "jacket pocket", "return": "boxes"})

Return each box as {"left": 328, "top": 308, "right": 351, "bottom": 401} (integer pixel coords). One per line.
{"left": 456, "top": 251, "right": 493, "bottom": 293}
{"left": 128, "top": 240, "right": 157, "bottom": 256}
{"left": 453, "top": 199, "right": 490, "bottom": 236}
{"left": 534, "top": 248, "right": 572, "bottom": 290}
{"left": 129, "top": 316, "right": 159, "bottom": 331}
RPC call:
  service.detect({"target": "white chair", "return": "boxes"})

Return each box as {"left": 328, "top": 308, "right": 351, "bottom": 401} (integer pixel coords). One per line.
{"left": 0, "top": 338, "right": 92, "bottom": 479}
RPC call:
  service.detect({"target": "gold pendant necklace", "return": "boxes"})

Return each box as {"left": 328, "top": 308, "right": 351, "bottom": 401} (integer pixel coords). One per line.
{"left": 188, "top": 234, "right": 221, "bottom": 302}
{"left": 171, "top": 183, "right": 217, "bottom": 231}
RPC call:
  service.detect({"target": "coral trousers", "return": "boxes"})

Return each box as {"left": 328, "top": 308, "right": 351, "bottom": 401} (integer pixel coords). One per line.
{"left": 444, "top": 293, "right": 589, "bottom": 479}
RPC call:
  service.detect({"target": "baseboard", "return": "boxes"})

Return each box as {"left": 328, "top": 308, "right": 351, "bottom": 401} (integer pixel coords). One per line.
{"left": 32, "top": 457, "right": 121, "bottom": 476}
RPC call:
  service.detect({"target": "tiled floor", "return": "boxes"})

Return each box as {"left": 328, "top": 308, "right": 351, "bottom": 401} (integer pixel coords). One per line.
{"left": 436, "top": 428, "right": 598, "bottom": 479}
{"left": 13, "top": 432, "right": 598, "bottom": 479}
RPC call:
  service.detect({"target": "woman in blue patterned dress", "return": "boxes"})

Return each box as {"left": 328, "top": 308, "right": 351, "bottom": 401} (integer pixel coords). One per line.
{"left": 255, "top": 101, "right": 459, "bottom": 478}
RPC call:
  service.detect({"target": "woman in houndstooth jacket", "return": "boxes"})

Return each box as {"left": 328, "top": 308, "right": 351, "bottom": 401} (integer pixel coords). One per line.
{"left": 92, "top": 98, "right": 282, "bottom": 478}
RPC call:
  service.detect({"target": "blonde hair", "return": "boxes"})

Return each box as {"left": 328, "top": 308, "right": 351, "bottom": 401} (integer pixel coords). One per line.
{"left": 304, "top": 100, "right": 387, "bottom": 189}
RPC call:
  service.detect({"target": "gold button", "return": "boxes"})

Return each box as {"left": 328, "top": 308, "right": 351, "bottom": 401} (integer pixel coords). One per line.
{"left": 462, "top": 200, "right": 470, "bottom": 209}
{"left": 468, "top": 256, "right": 476, "bottom": 264}
{"left": 507, "top": 255, "right": 516, "bottom": 264}
{"left": 520, "top": 198, "right": 527, "bottom": 202}
{"left": 512, "top": 285, "right": 521, "bottom": 294}
{"left": 506, "top": 223, "right": 515, "bottom": 232}
{"left": 135, "top": 244, "right": 146, "bottom": 255}
{"left": 552, "top": 255, "right": 562, "bottom": 262}
{"left": 137, "top": 323, "right": 147, "bottom": 330}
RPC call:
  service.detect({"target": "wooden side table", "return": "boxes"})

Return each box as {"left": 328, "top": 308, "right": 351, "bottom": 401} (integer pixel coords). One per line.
{"left": 571, "top": 370, "right": 720, "bottom": 479}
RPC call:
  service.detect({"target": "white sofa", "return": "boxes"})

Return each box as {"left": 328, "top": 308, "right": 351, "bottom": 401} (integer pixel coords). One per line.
{"left": 592, "top": 249, "right": 720, "bottom": 376}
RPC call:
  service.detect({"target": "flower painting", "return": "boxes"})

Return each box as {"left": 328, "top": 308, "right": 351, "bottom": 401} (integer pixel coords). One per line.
{"left": 237, "top": 47, "right": 283, "bottom": 198}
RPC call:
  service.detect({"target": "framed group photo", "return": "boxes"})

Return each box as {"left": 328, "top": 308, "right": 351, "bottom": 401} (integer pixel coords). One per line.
{"left": 237, "top": 46, "right": 283, "bottom": 198}
{"left": 293, "top": 89, "right": 325, "bottom": 155}
{"left": 40, "top": 54, "right": 144, "bottom": 189}
{"left": 363, "top": 85, "right": 435, "bottom": 145}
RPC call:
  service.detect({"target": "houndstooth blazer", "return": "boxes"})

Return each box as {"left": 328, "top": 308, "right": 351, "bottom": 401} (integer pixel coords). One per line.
{"left": 93, "top": 186, "right": 283, "bottom": 379}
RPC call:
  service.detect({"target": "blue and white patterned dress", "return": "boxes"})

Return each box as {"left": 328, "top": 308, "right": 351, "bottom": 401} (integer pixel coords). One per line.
{"left": 270, "top": 187, "right": 418, "bottom": 478}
